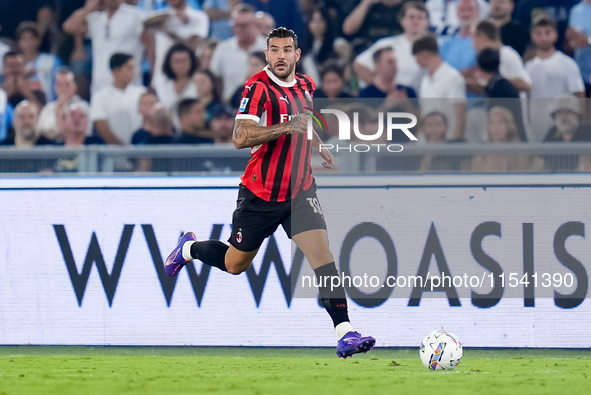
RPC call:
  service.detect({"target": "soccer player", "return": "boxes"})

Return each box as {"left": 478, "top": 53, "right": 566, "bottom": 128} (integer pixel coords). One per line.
{"left": 165, "top": 27, "right": 375, "bottom": 358}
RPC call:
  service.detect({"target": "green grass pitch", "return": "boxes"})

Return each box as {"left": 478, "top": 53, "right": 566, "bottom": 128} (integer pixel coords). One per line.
{"left": 0, "top": 347, "right": 590, "bottom": 394}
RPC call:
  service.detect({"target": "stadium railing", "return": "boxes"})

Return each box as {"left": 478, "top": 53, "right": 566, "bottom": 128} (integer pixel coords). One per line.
{"left": 0, "top": 143, "right": 590, "bottom": 174}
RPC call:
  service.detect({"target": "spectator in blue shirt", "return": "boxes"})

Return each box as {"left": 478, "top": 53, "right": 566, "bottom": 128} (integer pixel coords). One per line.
{"left": 358, "top": 47, "right": 417, "bottom": 113}
{"left": 243, "top": 0, "right": 304, "bottom": 38}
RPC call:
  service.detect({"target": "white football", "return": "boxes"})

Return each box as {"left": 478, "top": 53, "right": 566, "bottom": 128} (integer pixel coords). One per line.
{"left": 419, "top": 330, "right": 463, "bottom": 370}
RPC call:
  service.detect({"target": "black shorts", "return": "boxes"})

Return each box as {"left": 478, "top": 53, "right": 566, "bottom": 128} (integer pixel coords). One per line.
{"left": 228, "top": 183, "right": 327, "bottom": 252}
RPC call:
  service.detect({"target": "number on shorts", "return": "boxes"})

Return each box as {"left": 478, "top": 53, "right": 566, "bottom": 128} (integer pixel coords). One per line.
{"left": 306, "top": 197, "right": 323, "bottom": 216}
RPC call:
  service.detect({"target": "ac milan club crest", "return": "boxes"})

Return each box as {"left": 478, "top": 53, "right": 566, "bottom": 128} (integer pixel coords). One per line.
{"left": 236, "top": 230, "right": 243, "bottom": 243}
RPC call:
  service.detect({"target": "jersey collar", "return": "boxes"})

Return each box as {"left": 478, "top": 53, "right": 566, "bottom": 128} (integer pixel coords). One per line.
{"left": 264, "top": 65, "right": 296, "bottom": 88}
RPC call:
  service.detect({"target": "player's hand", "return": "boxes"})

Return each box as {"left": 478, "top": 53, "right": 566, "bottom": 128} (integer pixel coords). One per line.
{"left": 319, "top": 147, "right": 335, "bottom": 169}
{"left": 289, "top": 113, "right": 310, "bottom": 135}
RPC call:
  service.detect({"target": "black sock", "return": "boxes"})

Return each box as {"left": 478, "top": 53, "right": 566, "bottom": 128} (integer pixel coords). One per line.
{"left": 314, "top": 262, "right": 350, "bottom": 327}
{"left": 190, "top": 240, "right": 228, "bottom": 272}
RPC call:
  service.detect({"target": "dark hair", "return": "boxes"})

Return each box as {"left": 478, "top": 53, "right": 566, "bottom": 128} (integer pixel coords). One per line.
{"left": 56, "top": 65, "right": 74, "bottom": 77}
{"left": 232, "top": 3, "right": 256, "bottom": 16}
{"left": 267, "top": 27, "right": 298, "bottom": 49}
{"left": 140, "top": 91, "right": 158, "bottom": 101}
{"left": 475, "top": 19, "right": 500, "bottom": 41}
{"left": 3, "top": 50, "right": 23, "bottom": 64}
{"left": 531, "top": 14, "right": 557, "bottom": 31}
{"left": 109, "top": 53, "right": 133, "bottom": 70}
{"left": 422, "top": 111, "right": 448, "bottom": 128}
{"left": 177, "top": 98, "right": 199, "bottom": 119}
{"left": 398, "top": 1, "right": 429, "bottom": 23}
{"left": 301, "top": 7, "right": 336, "bottom": 65}
{"left": 250, "top": 51, "right": 267, "bottom": 65}
{"left": 373, "top": 46, "right": 394, "bottom": 64}
{"left": 319, "top": 61, "right": 344, "bottom": 81}
{"left": 195, "top": 68, "right": 222, "bottom": 103}
{"left": 162, "top": 42, "right": 199, "bottom": 80}
{"left": 212, "top": 104, "right": 233, "bottom": 118}
{"left": 412, "top": 34, "right": 438, "bottom": 55}
{"left": 16, "top": 21, "right": 39, "bottom": 40}
{"left": 477, "top": 48, "right": 500, "bottom": 74}
{"left": 204, "top": 38, "right": 219, "bottom": 52}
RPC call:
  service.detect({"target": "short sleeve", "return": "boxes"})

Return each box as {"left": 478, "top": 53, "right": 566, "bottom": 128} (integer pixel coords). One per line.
{"left": 566, "top": 58, "right": 585, "bottom": 94}
{"left": 90, "top": 91, "right": 107, "bottom": 122}
{"left": 355, "top": 47, "right": 374, "bottom": 71}
{"left": 449, "top": 74, "right": 467, "bottom": 103}
{"left": 235, "top": 82, "right": 267, "bottom": 123}
{"left": 354, "top": 37, "right": 392, "bottom": 72}
{"left": 191, "top": 11, "right": 210, "bottom": 38}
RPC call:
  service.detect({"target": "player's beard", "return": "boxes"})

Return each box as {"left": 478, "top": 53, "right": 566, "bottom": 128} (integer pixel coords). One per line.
{"left": 271, "top": 61, "right": 295, "bottom": 79}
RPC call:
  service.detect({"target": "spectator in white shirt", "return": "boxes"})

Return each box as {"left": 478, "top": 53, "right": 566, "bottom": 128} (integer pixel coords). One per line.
{"left": 413, "top": 34, "right": 467, "bottom": 140}
{"left": 90, "top": 53, "right": 147, "bottom": 144}
{"left": 210, "top": 3, "right": 267, "bottom": 101}
{"left": 526, "top": 15, "right": 586, "bottom": 142}
{"left": 471, "top": 19, "right": 531, "bottom": 94}
{"left": 37, "top": 67, "right": 88, "bottom": 142}
{"left": 143, "top": 0, "right": 209, "bottom": 88}
{"left": 63, "top": 0, "right": 146, "bottom": 94}
{"left": 354, "top": 1, "right": 429, "bottom": 94}
{"left": 153, "top": 42, "right": 198, "bottom": 128}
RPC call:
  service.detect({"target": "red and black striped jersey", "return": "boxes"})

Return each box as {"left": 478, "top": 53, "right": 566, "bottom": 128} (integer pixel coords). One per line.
{"left": 235, "top": 66, "right": 315, "bottom": 202}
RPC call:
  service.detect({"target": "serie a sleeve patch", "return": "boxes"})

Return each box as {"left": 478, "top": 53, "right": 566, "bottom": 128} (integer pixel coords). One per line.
{"left": 239, "top": 98, "right": 249, "bottom": 112}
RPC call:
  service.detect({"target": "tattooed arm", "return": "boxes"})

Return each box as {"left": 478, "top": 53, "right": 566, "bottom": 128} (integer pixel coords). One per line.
{"left": 233, "top": 114, "right": 309, "bottom": 149}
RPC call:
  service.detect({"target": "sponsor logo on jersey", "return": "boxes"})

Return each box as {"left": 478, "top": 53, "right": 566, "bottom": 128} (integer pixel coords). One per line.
{"left": 239, "top": 98, "right": 249, "bottom": 112}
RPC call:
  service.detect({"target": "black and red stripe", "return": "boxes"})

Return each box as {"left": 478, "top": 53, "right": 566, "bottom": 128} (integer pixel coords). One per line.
{"left": 237, "top": 69, "right": 316, "bottom": 202}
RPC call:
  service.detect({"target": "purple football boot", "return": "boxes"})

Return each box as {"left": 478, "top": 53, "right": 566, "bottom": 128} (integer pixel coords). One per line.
{"left": 165, "top": 232, "right": 196, "bottom": 277}
{"left": 336, "top": 331, "right": 376, "bottom": 359}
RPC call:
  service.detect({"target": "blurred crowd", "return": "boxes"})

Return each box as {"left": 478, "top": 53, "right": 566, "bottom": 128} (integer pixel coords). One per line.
{"left": 0, "top": 0, "right": 590, "bottom": 172}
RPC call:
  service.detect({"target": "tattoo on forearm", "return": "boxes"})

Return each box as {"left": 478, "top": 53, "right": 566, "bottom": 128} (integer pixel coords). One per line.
{"left": 233, "top": 120, "right": 290, "bottom": 148}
